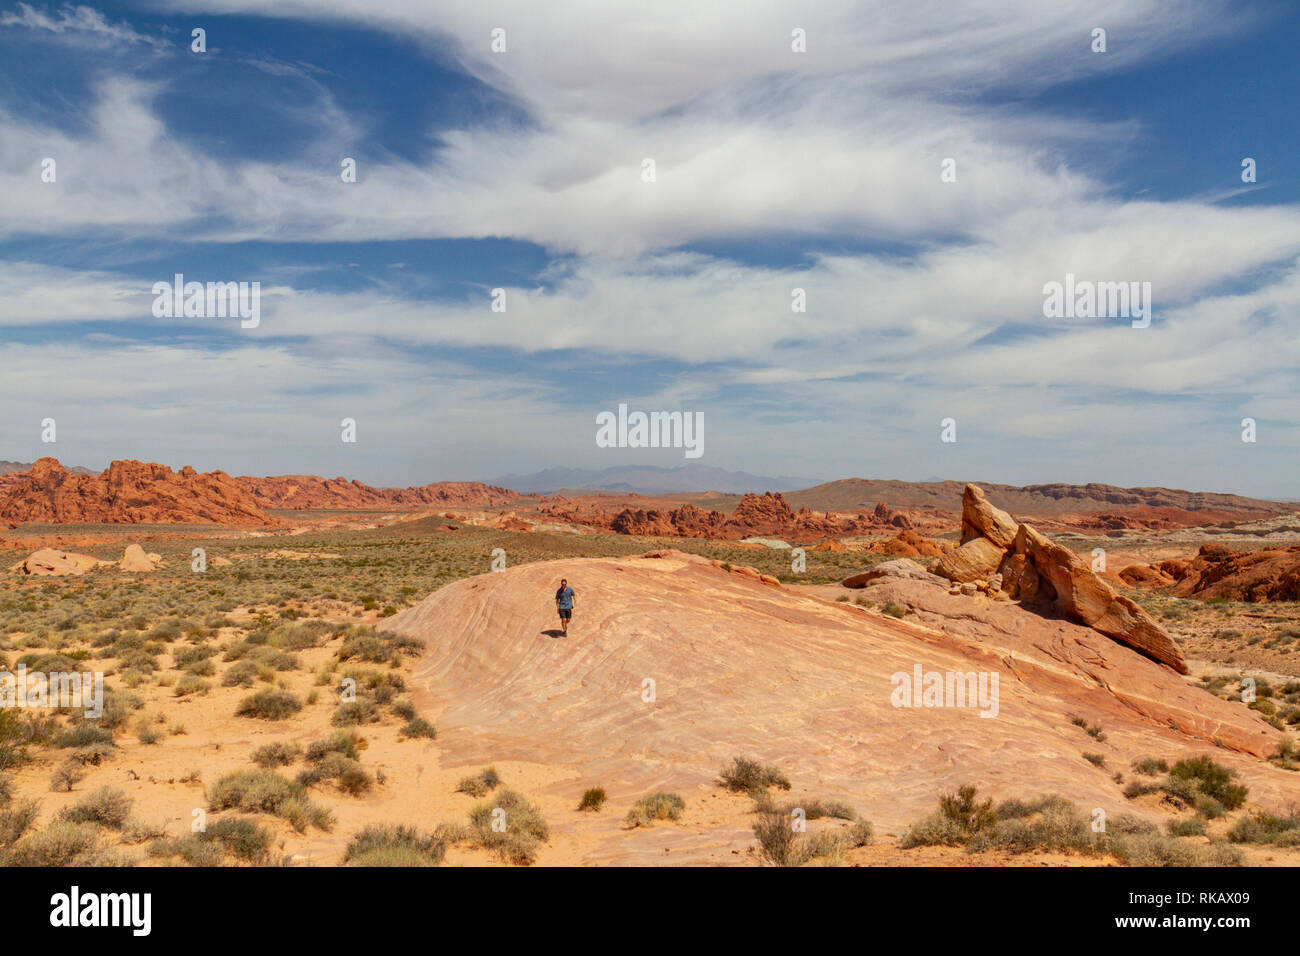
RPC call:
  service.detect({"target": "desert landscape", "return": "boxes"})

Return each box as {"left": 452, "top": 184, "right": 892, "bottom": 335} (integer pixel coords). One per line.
{"left": 3, "top": 5, "right": 1299, "bottom": 931}
{"left": 4, "top": 456, "right": 1300, "bottom": 868}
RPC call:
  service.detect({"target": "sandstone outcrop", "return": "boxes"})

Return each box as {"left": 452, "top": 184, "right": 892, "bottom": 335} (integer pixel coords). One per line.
{"left": 119, "top": 544, "right": 163, "bottom": 572}
{"left": 10, "top": 548, "right": 110, "bottom": 575}
{"left": 935, "top": 484, "right": 1185, "bottom": 673}
{"left": 1122, "top": 544, "right": 1300, "bottom": 603}
{"left": 0, "top": 458, "right": 278, "bottom": 526}
{"left": 842, "top": 559, "right": 947, "bottom": 588}
{"left": 378, "top": 549, "right": 1292, "bottom": 852}
{"left": 238, "top": 474, "right": 536, "bottom": 510}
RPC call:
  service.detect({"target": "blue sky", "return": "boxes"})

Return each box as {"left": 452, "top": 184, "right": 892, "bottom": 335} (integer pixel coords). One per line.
{"left": 1, "top": 0, "right": 1298, "bottom": 496}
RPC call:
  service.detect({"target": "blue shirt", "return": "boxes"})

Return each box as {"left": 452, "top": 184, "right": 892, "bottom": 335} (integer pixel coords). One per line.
{"left": 555, "top": 586, "right": 575, "bottom": 610}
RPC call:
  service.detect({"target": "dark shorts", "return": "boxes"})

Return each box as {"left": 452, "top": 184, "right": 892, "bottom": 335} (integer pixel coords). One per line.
{"left": 558, "top": 608, "right": 572, "bottom": 619}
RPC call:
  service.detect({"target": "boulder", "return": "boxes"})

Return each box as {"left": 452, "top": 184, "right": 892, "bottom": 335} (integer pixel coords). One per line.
{"left": 810, "top": 539, "right": 846, "bottom": 552}
{"left": 1119, "top": 565, "right": 1174, "bottom": 587}
{"left": 959, "top": 483, "right": 1019, "bottom": 549}
{"left": 934, "top": 484, "right": 1186, "bottom": 674}
{"left": 119, "top": 544, "right": 163, "bottom": 572}
{"left": 841, "top": 559, "right": 946, "bottom": 588}
{"left": 12, "top": 548, "right": 109, "bottom": 576}
{"left": 1014, "top": 524, "right": 1185, "bottom": 673}
{"left": 935, "top": 536, "right": 1004, "bottom": 582}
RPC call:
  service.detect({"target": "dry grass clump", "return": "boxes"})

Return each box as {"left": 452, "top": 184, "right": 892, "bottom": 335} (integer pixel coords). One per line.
{"left": 901, "top": 785, "right": 1243, "bottom": 866}
{"left": 456, "top": 767, "right": 501, "bottom": 797}
{"left": 207, "top": 768, "right": 334, "bottom": 832}
{"left": 752, "top": 808, "right": 859, "bottom": 867}
{"left": 342, "top": 823, "right": 461, "bottom": 866}
{"left": 719, "top": 755, "right": 791, "bottom": 795}
{"left": 235, "top": 689, "right": 303, "bottom": 720}
{"left": 625, "top": 792, "right": 685, "bottom": 828}
{"left": 1123, "top": 755, "right": 1248, "bottom": 817}
{"left": 468, "top": 789, "right": 549, "bottom": 865}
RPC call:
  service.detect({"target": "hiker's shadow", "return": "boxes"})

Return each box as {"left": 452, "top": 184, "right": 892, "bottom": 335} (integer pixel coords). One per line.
{"left": 541, "top": 629, "right": 566, "bottom": 639}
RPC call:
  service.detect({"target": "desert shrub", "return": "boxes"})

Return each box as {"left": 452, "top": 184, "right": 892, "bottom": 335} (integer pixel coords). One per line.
{"left": 1169, "top": 756, "right": 1248, "bottom": 811}
{"left": 221, "top": 660, "right": 260, "bottom": 687}
{"left": 1228, "top": 812, "right": 1300, "bottom": 846}
{"left": 251, "top": 742, "right": 302, "bottom": 768}
{"left": 203, "top": 816, "right": 276, "bottom": 862}
{"left": 801, "top": 830, "right": 847, "bottom": 866}
{"left": 1167, "top": 819, "right": 1207, "bottom": 838}
{"left": 1082, "top": 752, "right": 1106, "bottom": 768}
{"left": 1123, "top": 780, "right": 1162, "bottom": 799}
{"left": 468, "top": 789, "right": 549, "bottom": 865}
{"left": 338, "top": 630, "right": 419, "bottom": 665}
{"left": 578, "top": 787, "right": 607, "bottom": 812}
{"left": 97, "top": 688, "right": 144, "bottom": 731}
{"left": 457, "top": 767, "right": 501, "bottom": 797}
{"left": 50, "top": 759, "right": 86, "bottom": 792}
{"left": 797, "top": 799, "right": 857, "bottom": 821}
{"left": 1110, "top": 832, "right": 1242, "bottom": 867}
{"left": 0, "top": 711, "right": 32, "bottom": 770}
{"left": 7, "top": 821, "right": 118, "bottom": 866}
{"left": 967, "top": 797, "right": 1099, "bottom": 855}
{"left": 208, "top": 769, "right": 332, "bottom": 832}
{"left": 331, "top": 699, "right": 378, "bottom": 726}
{"left": 846, "top": 819, "right": 875, "bottom": 847}
{"left": 249, "top": 647, "right": 299, "bottom": 672}
{"left": 343, "top": 824, "right": 447, "bottom": 867}
{"left": 0, "top": 798, "right": 39, "bottom": 850}
{"left": 173, "top": 674, "right": 211, "bottom": 697}
{"left": 305, "top": 731, "right": 360, "bottom": 763}
{"left": 719, "top": 756, "right": 791, "bottom": 794}
{"left": 236, "top": 689, "right": 303, "bottom": 720}
{"left": 1123, "top": 756, "right": 1247, "bottom": 817}
{"left": 752, "top": 809, "right": 848, "bottom": 866}
{"left": 120, "top": 818, "right": 167, "bottom": 844}
{"left": 147, "top": 835, "right": 225, "bottom": 867}
{"left": 297, "top": 753, "right": 373, "bottom": 795}
{"left": 1131, "top": 757, "right": 1169, "bottom": 776}
{"left": 1069, "top": 717, "right": 1107, "bottom": 741}
{"left": 400, "top": 716, "right": 437, "bottom": 740}
{"left": 881, "top": 602, "right": 908, "bottom": 619}
{"left": 17, "top": 652, "right": 79, "bottom": 672}
{"left": 270, "top": 621, "right": 338, "bottom": 650}
{"left": 70, "top": 743, "right": 115, "bottom": 766}
{"left": 57, "top": 786, "right": 132, "bottom": 829}
{"left": 625, "top": 793, "right": 685, "bottom": 828}
{"left": 902, "top": 784, "right": 996, "bottom": 848}
{"left": 174, "top": 645, "right": 216, "bottom": 669}
{"left": 52, "top": 722, "right": 114, "bottom": 751}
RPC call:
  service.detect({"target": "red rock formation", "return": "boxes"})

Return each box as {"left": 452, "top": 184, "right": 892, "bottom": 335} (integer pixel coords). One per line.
{"left": 0, "top": 458, "right": 278, "bottom": 526}
{"left": 238, "top": 474, "right": 534, "bottom": 510}
{"left": 863, "top": 529, "right": 947, "bottom": 558}
{"left": 1169, "top": 545, "right": 1300, "bottom": 602}
{"left": 9, "top": 548, "right": 111, "bottom": 575}
{"left": 936, "top": 484, "right": 1185, "bottom": 673}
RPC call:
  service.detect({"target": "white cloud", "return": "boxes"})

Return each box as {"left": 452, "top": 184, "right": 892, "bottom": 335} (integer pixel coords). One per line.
{"left": 1, "top": 2, "right": 166, "bottom": 48}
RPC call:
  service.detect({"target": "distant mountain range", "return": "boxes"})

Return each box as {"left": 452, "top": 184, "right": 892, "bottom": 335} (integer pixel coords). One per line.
{"left": 784, "top": 478, "right": 1299, "bottom": 517}
{"left": 0, "top": 459, "right": 95, "bottom": 475}
{"left": 492, "top": 464, "right": 823, "bottom": 495}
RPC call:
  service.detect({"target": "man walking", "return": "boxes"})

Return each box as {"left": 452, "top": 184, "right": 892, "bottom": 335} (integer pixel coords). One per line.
{"left": 555, "top": 578, "right": 576, "bottom": 635}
